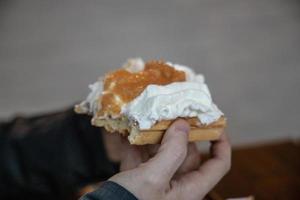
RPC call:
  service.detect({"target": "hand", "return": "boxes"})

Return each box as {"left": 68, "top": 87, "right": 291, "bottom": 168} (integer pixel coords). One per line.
{"left": 102, "top": 123, "right": 201, "bottom": 175}
{"left": 109, "top": 119, "right": 231, "bottom": 200}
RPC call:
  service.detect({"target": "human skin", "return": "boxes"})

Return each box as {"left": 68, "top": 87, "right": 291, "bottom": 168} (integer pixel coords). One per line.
{"left": 106, "top": 119, "right": 231, "bottom": 200}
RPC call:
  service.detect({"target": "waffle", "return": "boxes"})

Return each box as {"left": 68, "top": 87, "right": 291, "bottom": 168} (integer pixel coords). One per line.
{"left": 75, "top": 59, "right": 226, "bottom": 145}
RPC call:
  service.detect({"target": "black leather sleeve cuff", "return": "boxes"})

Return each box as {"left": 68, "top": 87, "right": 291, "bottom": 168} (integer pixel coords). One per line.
{"left": 80, "top": 181, "right": 138, "bottom": 200}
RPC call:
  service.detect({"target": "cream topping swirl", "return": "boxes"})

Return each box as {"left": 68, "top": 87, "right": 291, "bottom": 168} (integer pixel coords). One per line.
{"left": 121, "top": 81, "right": 223, "bottom": 129}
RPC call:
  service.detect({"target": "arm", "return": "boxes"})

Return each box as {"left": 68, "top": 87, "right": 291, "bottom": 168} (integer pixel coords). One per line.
{"left": 0, "top": 109, "right": 118, "bottom": 199}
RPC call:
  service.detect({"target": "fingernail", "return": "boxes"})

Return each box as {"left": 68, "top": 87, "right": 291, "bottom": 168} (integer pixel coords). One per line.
{"left": 175, "top": 124, "right": 190, "bottom": 134}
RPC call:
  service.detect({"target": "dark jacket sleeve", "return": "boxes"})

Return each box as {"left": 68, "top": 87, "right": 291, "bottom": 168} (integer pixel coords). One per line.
{"left": 0, "top": 108, "right": 119, "bottom": 200}
{"left": 80, "top": 181, "right": 138, "bottom": 200}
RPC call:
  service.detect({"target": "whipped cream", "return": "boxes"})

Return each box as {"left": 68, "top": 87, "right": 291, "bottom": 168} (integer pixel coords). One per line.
{"left": 122, "top": 58, "right": 145, "bottom": 73}
{"left": 121, "top": 61, "right": 223, "bottom": 129}
{"left": 122, "top": 81, "right": 223, "bottom": 129}
{"left": 76, "top": 80, "right": 103, "bottom": 114}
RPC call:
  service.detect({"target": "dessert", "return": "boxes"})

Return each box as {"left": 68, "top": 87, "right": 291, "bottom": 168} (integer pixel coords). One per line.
{"left": 75, "top": 58, "right": 226, "bottom": 145}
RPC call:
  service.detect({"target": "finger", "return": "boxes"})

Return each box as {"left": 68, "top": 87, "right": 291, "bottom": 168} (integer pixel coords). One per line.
{"left": 172, "top": 131, "right": 231, "bottom": 198}
{"left": 146, "top": 144, "right": 160, "bottom": 157}
{"left": 140, "top": 145, "right": 151, "bottom": 162}
{"left": 102, "top": 130, "right": 123, "bottom": 162}
{"left": 201, "top": 131, "right": 231, "bottom": 180}
{"left": 175, "top": 143, "right": 201, "bottom": 175}
{"left": 120, "top": 138, "right": 143, "bottom": 171}
{"left": 143, "top": 119, "right": 190, "bottom": 183}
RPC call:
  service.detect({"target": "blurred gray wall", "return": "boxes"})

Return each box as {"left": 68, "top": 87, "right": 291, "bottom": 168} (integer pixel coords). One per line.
{"left": 1, "top": 0, "right": 300, "bottom": 146}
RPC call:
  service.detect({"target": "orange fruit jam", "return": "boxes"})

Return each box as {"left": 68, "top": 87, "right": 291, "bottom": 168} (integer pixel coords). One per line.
{"left": 98, "top": 61, "right": 186, "bottom": 117}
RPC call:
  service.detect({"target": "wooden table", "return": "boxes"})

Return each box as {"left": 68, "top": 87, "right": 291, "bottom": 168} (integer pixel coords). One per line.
{"left": 212, "top": 140, "right": 300, "bottom": 199}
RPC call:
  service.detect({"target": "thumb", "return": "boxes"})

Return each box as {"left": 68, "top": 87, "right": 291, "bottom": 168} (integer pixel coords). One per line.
{"left": 144, "top": 119, "right": 190, "bottom": 183}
